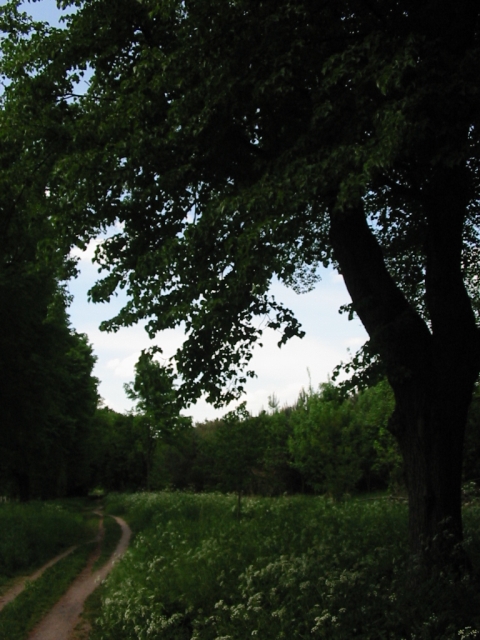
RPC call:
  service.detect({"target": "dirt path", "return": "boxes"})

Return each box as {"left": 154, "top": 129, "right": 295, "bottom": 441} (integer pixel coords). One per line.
{"left": 27, "top": 516, "right": 131, "bottom": 640}
{"left": 0, "top": 546, "right": 77, "bottom": 613}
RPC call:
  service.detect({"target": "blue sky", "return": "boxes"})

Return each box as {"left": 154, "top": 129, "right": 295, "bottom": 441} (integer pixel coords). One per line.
{"left": 20, "top": 0, "right": 368, "bottom": 422}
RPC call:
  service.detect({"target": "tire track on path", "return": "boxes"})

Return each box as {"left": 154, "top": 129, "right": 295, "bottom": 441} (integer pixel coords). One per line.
{"left": 27, "top": 516, "right": 131, "bottom": 640}
{"left": 0, "top": 546, "right": 77, "bottom": 613}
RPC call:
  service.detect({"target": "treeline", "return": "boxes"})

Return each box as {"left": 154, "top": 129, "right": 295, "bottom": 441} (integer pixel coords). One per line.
{"left": 0, "top": 185, "right": 99, "bottom": 501}
{"left": 0, "top": 270, "right": 99, "bottom": 501}
{"left": 0, "top": 68, "right": 99, "bottom": 501}
{"left": 90, "top": 376, "right": 480, "bottom": 499}
{"left": 90, "top": 379, "right": 402, "bottom": 497}
{"left": 3, "top": 320, "right": 480, "bottom": 501}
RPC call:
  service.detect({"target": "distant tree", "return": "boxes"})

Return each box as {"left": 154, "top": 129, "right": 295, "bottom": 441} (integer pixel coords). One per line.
{"left": 289, "top": 384, "right": 364, "bottom": 499}
{"left": 89, "top": 407, "right": 145, "bottom": 492}
{"left": 463, "top": 385, "right": 480, "bottom": 485}
{"left": 260, "top": 408, "right": 302, "bottom": 495}
{"left": 208, "top": 404, "right": 265, "bottom": 517}
{"left": 354, "top": 380, "right": 402, "bottom": 492}
{"left": 125, "top": 349, "right": 191, "bottom": 489}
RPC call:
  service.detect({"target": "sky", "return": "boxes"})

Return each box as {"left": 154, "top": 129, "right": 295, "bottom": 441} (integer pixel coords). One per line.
{"left": 19, "top": 0, "right": 368, "bottom": 423}
{"left": 68, "top": 241, "right": 367, "bottom": 422}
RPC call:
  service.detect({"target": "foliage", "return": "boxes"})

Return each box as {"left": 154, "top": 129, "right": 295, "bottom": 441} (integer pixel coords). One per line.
{"left": 354, "top": 380, "right": 403, "bottom": 491}
{"left": 206, "top": 404, "right": 266, "bottom": 503}
{"left": 288, "top": 384, "right": 366, "bottom": 498}
{"left": 464, "top": 385, "right": 480, "bottom": 484}
{"left": 89, "top": 491, "right": 480, "bottom": 639}
{"left": 195, "top": 380, "right": 399, "bottom": 498}
{"left": 125, "top": 349, "right": 192, "bottom": 489}
{"left": 1, "top": 0, "right": 478, "bottom": 399}
{"left": 0, "top": 279, "right": 99, "bottom": 500}
{"left": 88, "top": 408, "right": 145, "bottom": 492}
{"left": 93, "top": 378, "right": 401, "bottom": 498}
{"left": 0, "top": 1, "right": 99, "bottom": 502}
{"left": 125, "top": 349, "right": 191, "bottom": 439}
{"left": 73, "top": 374, "right": 480, "bottom": 502}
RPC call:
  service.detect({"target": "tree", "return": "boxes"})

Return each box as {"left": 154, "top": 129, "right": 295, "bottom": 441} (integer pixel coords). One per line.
{"left": 207, "top": 403, "right": 265, "bottom": 518}
{"left": 354, "top": 380, "right": 402, "bottom": 492}
{"left": 89, "top": 407, "right": 146, "bottom": 491}
{"left": 0, "top": 2, "right": 97, "bottom": 499}
{"left": 2, "top": 0, "right": 480, "bottom": 562}
{"left": 0, "top": 272, "right": 99, "bottom": 499}
{"left": 289, "top": 385, "right": 365, "bottom": 499}
{"left": 125, "top": 349, "right": 191, "bottom": 489}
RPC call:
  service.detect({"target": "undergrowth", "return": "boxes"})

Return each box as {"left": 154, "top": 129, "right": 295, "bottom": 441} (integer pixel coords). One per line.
{"left": 89, "top": 491, "right": 480, "bottom": 639}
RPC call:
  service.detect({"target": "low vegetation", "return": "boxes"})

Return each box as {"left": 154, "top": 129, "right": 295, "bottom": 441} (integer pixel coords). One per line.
{"left": 88, "top": 491, "right": 480, "bottom": 639}
{"left": 0, "top": 543, "right": 93, "bottom": 640}
{"left": 91, "top": 516, "right": 123, "bottom": 572}
{"left": 0, "top": 499, "right": 102, "bottom": 640}
{"left": 0, "top": 500, "right": 92, "bottom": 587}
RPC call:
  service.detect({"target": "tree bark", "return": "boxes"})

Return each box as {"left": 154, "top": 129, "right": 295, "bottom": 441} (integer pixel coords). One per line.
{"left": 329, "top": 193, "right": 480, "bottom": 563}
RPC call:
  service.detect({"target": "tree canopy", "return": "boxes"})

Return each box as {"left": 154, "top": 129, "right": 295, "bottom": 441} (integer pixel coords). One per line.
{"left": 2, "top": 0, "right": 480, "bottom": 558}
{"left": 0, "top": 5, "right": 99, "bottom": 499}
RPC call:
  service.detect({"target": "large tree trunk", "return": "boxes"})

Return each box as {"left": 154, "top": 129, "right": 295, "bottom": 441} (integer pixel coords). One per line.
{"left": 329, "top": 192, "right": 480, "bottom": 563}
{"left": 390, "top": 378, "right": 473, "bottom": 560}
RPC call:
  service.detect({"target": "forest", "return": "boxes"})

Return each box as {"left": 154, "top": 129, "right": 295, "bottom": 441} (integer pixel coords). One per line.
{"left": 4, "top": 339, "right": 480, "bottom": 507}
{"left": 2, "top": 1, "right": 480, "bottom": 635}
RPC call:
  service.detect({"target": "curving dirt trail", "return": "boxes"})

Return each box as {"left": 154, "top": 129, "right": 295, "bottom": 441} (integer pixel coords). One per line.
{"left": 0, "top": 546, "right": 77, "bottom": 613}
{"left": 27, "top": 515, "right": 131, "bottom": 640}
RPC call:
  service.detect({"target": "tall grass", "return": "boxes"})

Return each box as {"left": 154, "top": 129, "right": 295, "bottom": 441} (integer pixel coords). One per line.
{"left": 0, "top": 500, "right": 90, "bottom": 583}
{"left": 90, "top": 492, "right": 480, "bottom": 639}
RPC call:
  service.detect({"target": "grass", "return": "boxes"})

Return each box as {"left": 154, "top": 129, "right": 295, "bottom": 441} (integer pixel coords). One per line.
{"left": 0, "top": 542, "right": 93, "bottom": 640}
{"left": 0, "top": 498, "right": 101, "bottom": 640}
{"left": 0, "top": 499, "right": 94, "bottom": 587}
{"left": 86, "top": 491, "right": 480, "bottom": 640}
{"left": 92, "top": 515, "right": 123, "bottom": 572}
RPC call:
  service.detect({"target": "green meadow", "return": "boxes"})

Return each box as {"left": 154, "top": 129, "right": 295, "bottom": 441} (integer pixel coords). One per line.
{"left": 85, "top": 491, "right": 480, "bottom": 640}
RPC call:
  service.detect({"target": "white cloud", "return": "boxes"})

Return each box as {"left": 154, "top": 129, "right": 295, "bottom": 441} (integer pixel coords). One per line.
{"left": 68, "top": 256, "right": 368, "bottom": 422}
{"left": 70, "top": 237, "right": 103, "bottom": 263}
{"left": 105, "top": 353, "right": 139, "bottom": 378}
